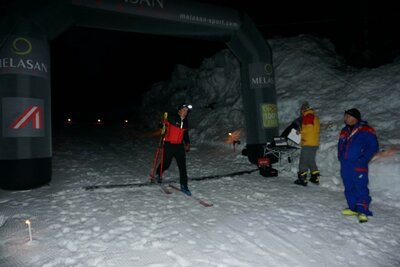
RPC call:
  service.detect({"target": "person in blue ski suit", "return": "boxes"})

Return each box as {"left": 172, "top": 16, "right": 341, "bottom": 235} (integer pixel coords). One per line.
{"left": 338, "top": 108, "right": 379, "bottom": 222}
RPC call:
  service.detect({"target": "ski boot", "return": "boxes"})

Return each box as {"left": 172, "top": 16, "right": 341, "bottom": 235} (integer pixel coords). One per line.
{"left": 358, "top": 213, "right": 368, "bottom": 223}
{"left": 180, "top": 184, "right": 192, "bottom": 196}
{"left": 310, "top": 170, "right": 320, "bottom": 185}
{"left": 341, "top": 208, "right": 358, "bottom": 216}
{"left": 156, "top": 175, "right": 162, "bottom": 184}
{"left": 294, "top": 171, "right": 308, "bottom": 186}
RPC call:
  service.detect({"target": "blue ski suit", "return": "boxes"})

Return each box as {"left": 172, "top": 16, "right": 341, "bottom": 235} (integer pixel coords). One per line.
{"left": 338, "top": 121, "right": 379, "bottom": 216}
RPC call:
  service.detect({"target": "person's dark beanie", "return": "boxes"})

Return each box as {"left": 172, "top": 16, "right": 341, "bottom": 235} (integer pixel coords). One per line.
{"left": 300, "top": 102, "right": 310, "bottom": 112}
{"left": 345, "top": 108, "right": 361, "bottom": 121}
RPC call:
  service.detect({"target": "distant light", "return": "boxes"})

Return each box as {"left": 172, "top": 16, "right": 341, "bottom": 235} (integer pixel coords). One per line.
{"left": 67, "top": 118, "right": 71, "bottom": 122}
{"left": 125, "top": 120, "right": 128, "bottom": 123}
{"left": 226, "top": 130, "right": 241, "bottom": 146}
{"left": 95, "top": 118, "right": 104, "bottom": 125}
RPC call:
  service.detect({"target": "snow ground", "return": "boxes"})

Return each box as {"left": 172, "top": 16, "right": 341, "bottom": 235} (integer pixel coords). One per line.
{"left": 1, "top": 34, "right": 400, "bottom": 266}
{"left": 0, "top": 124, "right": 399, "bottom": 267}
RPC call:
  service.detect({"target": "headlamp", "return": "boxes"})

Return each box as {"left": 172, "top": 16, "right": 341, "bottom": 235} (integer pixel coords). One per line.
{"left": 178, "top": 103, "right": 193, "bottom": 110}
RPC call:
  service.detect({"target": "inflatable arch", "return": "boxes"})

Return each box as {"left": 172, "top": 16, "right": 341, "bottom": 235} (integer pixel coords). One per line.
{"left": 0, "top": 0, "right": 279, "bottom": 190}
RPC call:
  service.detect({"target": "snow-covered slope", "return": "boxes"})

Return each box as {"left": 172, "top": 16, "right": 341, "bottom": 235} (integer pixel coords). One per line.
{"left": 141, "top": 34, "right": 400, "bottom": 205}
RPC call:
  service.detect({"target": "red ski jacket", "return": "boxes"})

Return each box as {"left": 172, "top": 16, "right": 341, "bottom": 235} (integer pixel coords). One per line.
{"left": 164, "top": 114, "right": 189, "bottom": 145}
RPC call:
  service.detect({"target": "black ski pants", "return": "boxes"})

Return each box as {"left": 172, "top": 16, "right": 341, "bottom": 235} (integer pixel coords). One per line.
{"left": 157, "top": 142, "right": 188, "bottom": 186}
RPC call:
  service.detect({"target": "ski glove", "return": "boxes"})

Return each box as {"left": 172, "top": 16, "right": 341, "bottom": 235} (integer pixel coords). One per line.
{"left": 184, "top": 143, "right": 190, "bottom": 152}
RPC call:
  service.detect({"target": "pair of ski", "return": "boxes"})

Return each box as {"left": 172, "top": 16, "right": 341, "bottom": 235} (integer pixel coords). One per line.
{"left": 156, "top": 182, "right": 213, "bottom": 207}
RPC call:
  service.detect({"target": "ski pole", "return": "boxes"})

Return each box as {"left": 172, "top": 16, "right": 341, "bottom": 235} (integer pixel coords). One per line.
{"left": 150, "top": 112, "right": 168, "bottom": 181}
{"left": 158, "top": 112, "right": 168, "bottom": 181}
{"left": 150, "top": 129, "right": 164, "bottom": 180}
{"left": 150, "top": 140, "right": 162, "bottom": 181}
{"left": 159, "top": 139, "right": 165, "bottom": 181}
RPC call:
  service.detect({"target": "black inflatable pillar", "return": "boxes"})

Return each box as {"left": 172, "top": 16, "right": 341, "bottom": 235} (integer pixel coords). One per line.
{"left": 227, "top": 14, "right": 279, "bottom": 164}
{"left": 0, "top": 16, "right": 52, "bottom": 190}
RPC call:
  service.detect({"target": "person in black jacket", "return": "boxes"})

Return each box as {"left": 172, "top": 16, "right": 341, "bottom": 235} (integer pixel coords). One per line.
{"left": 280, "top": 117, "right": 301, "bottom": 138}
{"left": 156, "top": 103, "right": 192, "bottom": 195}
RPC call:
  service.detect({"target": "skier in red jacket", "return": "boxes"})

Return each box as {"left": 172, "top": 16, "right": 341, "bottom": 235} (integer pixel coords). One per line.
{"left": 156, "top": 103, "right": 191, "bottom": 195}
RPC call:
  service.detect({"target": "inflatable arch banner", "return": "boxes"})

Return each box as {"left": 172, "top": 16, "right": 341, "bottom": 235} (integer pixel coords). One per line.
{"left": 0, "top": 0, "right": 278, "bottom": 190}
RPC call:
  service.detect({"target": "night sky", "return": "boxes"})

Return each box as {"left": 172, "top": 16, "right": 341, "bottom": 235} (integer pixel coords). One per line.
{"left": 50, "top": 27, "right": 225, "bottom": 124}
{"left": 3, "top": 0, "right": 397, "bottom": 124}
{"left": 205, "top": 0, "right": 399, "bottom": 67}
